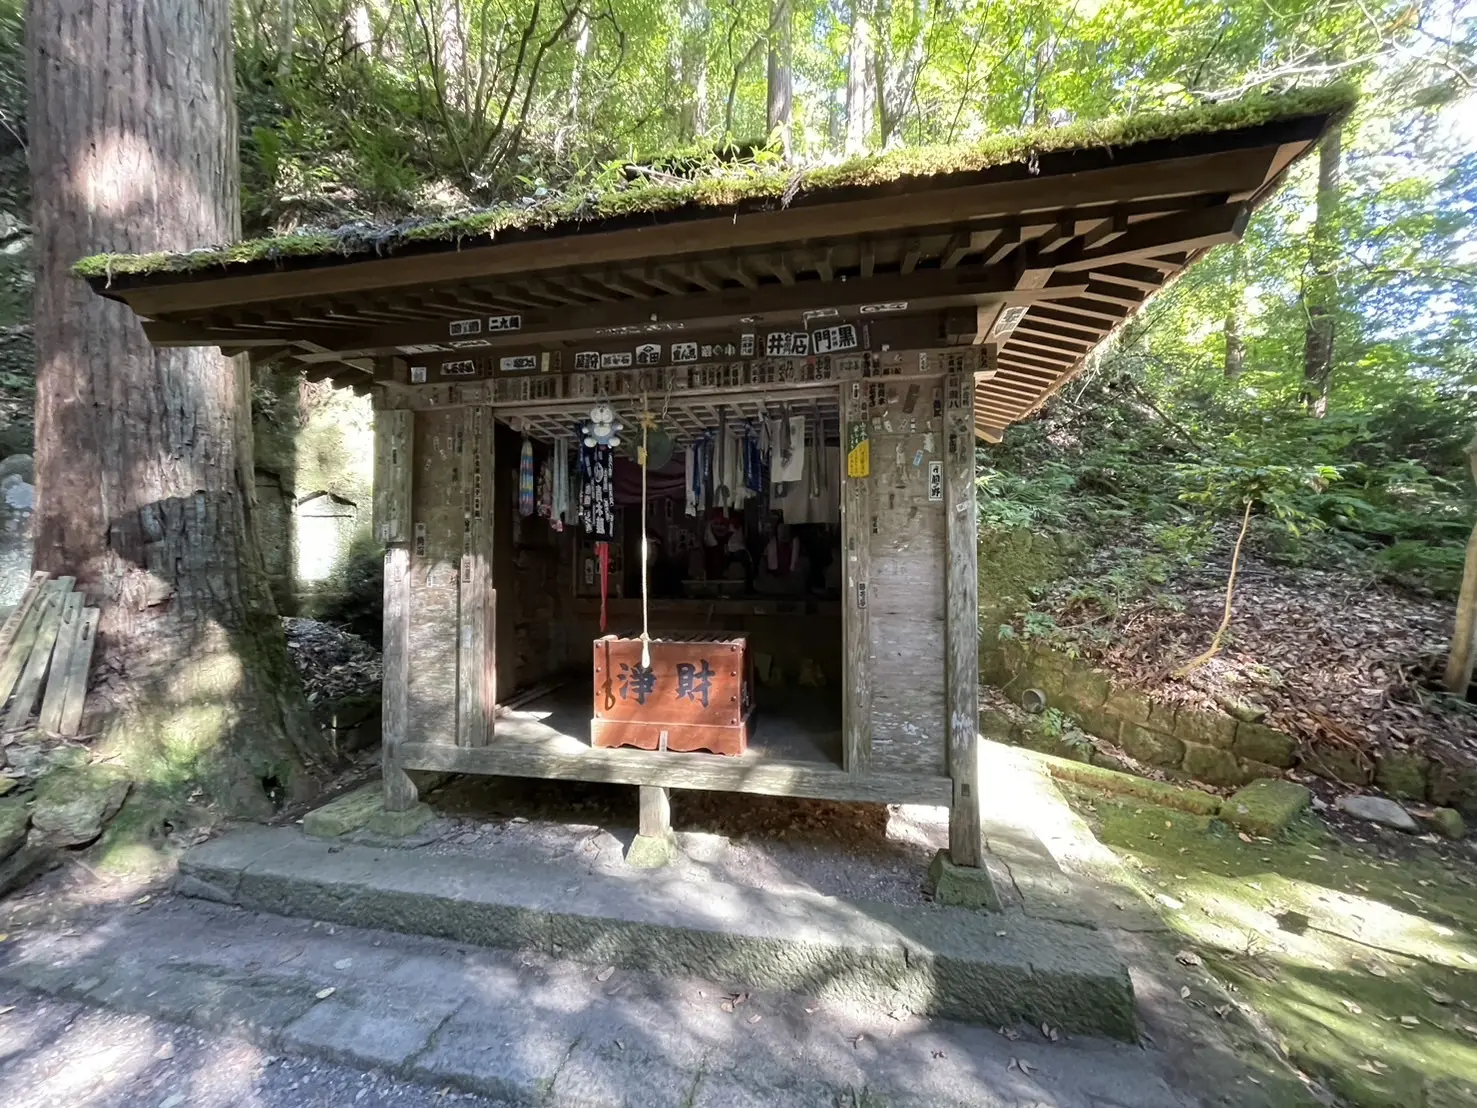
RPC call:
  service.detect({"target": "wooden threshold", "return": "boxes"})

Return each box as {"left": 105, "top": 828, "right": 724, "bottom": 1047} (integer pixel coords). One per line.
{"left": 395, "top": 740, "right": 953, "bottom": 805}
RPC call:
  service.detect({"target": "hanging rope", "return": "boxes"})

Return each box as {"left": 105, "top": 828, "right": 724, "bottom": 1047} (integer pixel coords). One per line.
{"left": 639, "top": 392, "right": 652, "bottom": 669}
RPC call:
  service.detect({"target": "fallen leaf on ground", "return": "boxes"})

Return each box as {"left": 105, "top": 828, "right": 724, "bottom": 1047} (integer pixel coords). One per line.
{"left": 1425, "top": 988, "right": 1452, "bottom": 1005}
{"left": 932, "top": 1049, "right": 947, "bottom": 1059}
{"left": 595, "top": 966, "right": 615, "bottom": 982}
{"left": 1008, "top": 1058, "right": 1036, "bottom": 1076}
{"left": 1238, "top": 832, "right": 1253, "bottom": 843}
{"left": 1180, "top": 986, "right": 1191, "bottom": 999}
{"left": 315, "top": 987, "right": 336, "bottom": 1000}
{"left": 1400, "top": 1015, "right": 1419, "bottom": 1027}
{"left": 1366, "top": 962, "right": 1389, "bottom": 977}
{"left": 1341, "top": 999, "right": 1363, "bottom": 1014}
{"left": 1175, "top": 950, "right": 1202, "bottom": 967}
{"left": 888, "top": 1008, "right": 909, "bottom": 1021}
{"left": 998, "top": 1026, "right": 1020, "bottom": 1040}
{"left": 747, "top": 1013, "right": 762, "bottom": 1024}
{"left": 1213, "top": 1004, "right": 1232, "bottom": 1019}
{"left": 0, "top": 1005, "right": 14, "bottom": 1016}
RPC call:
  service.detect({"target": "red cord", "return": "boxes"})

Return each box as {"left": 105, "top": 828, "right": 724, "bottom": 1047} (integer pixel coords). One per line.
{"left": 598, "top": 541, "right": 610, "bottom": 633}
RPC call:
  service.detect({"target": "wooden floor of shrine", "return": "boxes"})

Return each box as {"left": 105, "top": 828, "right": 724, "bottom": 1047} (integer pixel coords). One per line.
{"left": 495, "top": 680, "right": 843, "bottom": 766}
{"left": 395, "top": 677, "right": 953, "bottom": 806}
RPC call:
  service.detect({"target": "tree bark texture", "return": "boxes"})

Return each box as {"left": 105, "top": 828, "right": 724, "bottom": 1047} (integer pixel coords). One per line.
{"left": 845, "top": 6, "right": 873, "bottom": 155}
{"left": 1444, "top": 433, "right": 1477, "bottom": 695}
{"left": 765, "top": 0, "right": 792, "bottom": 149}
{"left": 1302, "top": 125, "right": 1341, "bottom": 417}
{"left": 1224, "top": 244, "right": 1245, "bottom": 382}
{"left": 28, "top": 0, "right": 329, "bottom": 816}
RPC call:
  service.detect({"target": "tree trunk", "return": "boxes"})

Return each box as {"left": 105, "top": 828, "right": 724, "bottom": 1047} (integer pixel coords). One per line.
{"left": 1224, "top": 243, "right": 1246, "bottom": 381}
{"left": 676, "top": 0, "right": 709, "bottom": 142}
{"left": 845, "top": 5, "right": 873, "bottom": 155}
{"left": 28, "top": 0, "right": 330, "bottom": 817}
{"left": 1302, "top": 125, "right": 1341, "bottom": 417}
{"left": 765, "top": 0, "right": 792, "bottom": 150}
{"left": 276, "top": 0, "right": 294, "bottom": 78}
{"left": 1444, "top": 433, "right": 1477, "bottom": 695}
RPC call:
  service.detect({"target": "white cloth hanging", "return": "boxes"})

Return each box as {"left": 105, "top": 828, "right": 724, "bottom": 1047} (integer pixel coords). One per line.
{"left": 770, "top": 416, "right": 806, "bottom": 485}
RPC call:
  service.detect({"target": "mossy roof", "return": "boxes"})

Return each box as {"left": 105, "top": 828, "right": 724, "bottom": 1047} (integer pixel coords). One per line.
{"left": 75, "top": 84, "right": 1354, "bottom": 283}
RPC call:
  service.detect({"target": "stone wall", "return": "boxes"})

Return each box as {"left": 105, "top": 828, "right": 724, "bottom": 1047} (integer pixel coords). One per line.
{"left": 981, "top": 636, "right": 1477, "bottom": 817}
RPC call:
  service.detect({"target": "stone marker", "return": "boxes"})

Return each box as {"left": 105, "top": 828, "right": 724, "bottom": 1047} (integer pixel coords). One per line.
{"left": 303, "top": 784, "right": 383, "bottom": 838}
{"left": 0, "top": 797, "right": 28, "bottom": 860}
{"left": 1336, "top": 794, "right": 1419, "bottom": 833}
{"left": 31, "top": 764, "right": 131, "bottom": 845}
{"left": 1426, "top": 807, "right": 1466, "bottom": 840}
{"left": 1220, "top": 778, "right": 1311, "bottom": 838}
{"left": 926, "top": 848, "right": 1003, "bottom": 910}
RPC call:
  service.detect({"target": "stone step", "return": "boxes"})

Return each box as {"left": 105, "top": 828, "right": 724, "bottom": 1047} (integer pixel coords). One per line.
{"left": 177, "top": 826, "right": 1137, "bottom": 1041}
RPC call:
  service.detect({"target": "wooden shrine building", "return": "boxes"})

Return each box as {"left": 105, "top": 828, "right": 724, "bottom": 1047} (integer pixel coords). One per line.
{"left": 81, "top": 92, "right": 1346, "bottom": 870}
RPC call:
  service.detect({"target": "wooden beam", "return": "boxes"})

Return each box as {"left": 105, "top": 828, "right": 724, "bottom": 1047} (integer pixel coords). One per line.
{"left": 841, "top": 378, "right": 872, "bottom": 775}
{"left": 1042, "top": 297, "right": 1128, "bottom": 325}
{"left": 682, "top": 264, "right": 723, "bottom": 292}
{"left": 1047, "top": 203, "right": 1249, "bottom": 272}
{"left": 457, "top": 407, "right": 495, "bottom": 748}
{"left": 813, "top": 247, "right": 835, "bottom": 282}
{"left": 642, "top": 265, "right": 690, "bottom": 295}
{"left": 395, "top": 740, "right": 954, "bottom": 805}
{"left": 1088, "top": 263, "right": 1166, "bottom": 292}
{"left": 900, "top": 240, "right": 922, "bottom": 275}
{"left": 152, "top": 262, "right": 1090, "bottom": 355}
{"left": 946, "top": 363, "right": 981, "bottom": 867}
{"left": 383, "top": 541, "right": 416, "bottom": 812}
{"left": 859, "top": 240, "right": 875, "bottom": 279}
{"left": 983, "top": 223, "right": 1020, "bottom": 265}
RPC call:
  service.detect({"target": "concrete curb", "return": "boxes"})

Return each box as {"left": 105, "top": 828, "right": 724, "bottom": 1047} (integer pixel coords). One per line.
{"left": 178, "top": 826, "right": 1137, "bottom": 1041}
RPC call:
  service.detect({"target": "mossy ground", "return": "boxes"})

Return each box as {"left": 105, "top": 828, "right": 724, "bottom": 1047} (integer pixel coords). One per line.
{"left": 1062, "top": 783, "right": 1477, "bottom": 1108}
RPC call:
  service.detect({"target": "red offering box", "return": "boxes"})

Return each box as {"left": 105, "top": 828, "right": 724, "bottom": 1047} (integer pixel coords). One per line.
{"left": 591, "top": 634, "right": 754, "bottom": 756}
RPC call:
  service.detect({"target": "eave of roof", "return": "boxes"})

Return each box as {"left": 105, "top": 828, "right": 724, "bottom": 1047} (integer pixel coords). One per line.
{"left": 74, "top": 84, "right": 1355, "bottom": 286}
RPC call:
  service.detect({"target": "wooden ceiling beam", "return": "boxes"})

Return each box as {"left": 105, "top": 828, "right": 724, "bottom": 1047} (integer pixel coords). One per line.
{"left": 1012, "top": 320, "right": 1093, "bottom": 345}
{"left": 142, "top": 260, "right": 1089, "bottom": 354}
{"left": 681, "top": 264, "right": 724, "bottom": 292}
{"left": 1041, "top": 298, "right": 1129, "bottom": 325}
{"left": 1047, "top": 202, "right": 1249, "bottom": 272}
{"left": 1014, "top": 317, "right": 1101, "bottom": 343}
{"left": 1025, "top": 308, "right": 1110, "bottom": 337}
{"left": 859, "top": 239, "right": 876, "bottom": 279}
{"left": 813, "top": 248, "right": 835, "bottom": 282}
{"left": 901, "top": 240, "right": 922, "bottom": 275}
{"left": 768, "top": 253, "right": 796, "bottom": 285}
{"left": 641, "top": 266, "right": 691, "bottom": 296}
{"left": 1009, "top": 335, "right": 1087, "bottom": 360}
{"left": 982, "top": 223, "right": 1020, "bottom": 265}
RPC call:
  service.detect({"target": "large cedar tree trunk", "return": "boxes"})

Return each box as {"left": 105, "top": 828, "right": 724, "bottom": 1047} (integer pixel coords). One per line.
{"left": 28, "top": 0, "right": 330, "bottom": 816}
{"left": 766, "top": 0, "right": 792, "bottom": 150}
{"left": 1302, "top": 126, "right": 1341, "bottom": 417}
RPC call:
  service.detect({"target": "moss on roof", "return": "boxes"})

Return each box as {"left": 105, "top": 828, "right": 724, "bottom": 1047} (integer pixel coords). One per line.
{"left": 75, "top": 84, "right": 1354, "bottom": 282}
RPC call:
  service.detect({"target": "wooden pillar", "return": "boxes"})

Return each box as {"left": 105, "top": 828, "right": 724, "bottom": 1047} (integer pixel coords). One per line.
{"left": 639, "top": 785, "right": 671, "bottom": 838}
{"left": 944, "top": 364, "right": 982, "bottom": 866}
{"left": 457, "top": 406, "right": 496, "bottom": 746}
{"left": 840, "top": 377, "right": 872, "bottom": 774}
{"left": 375, "top": 402, "right": 417, "bottom": 811}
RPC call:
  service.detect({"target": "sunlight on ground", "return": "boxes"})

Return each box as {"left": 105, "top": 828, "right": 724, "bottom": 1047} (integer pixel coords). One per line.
{"left": 1063, "top": 785, "right": 1477, "bottom": 1108}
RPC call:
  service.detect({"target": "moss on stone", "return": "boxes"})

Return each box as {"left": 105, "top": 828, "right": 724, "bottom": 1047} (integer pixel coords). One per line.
{"left": 1374, "top": 751, "right": 1430, "bottom": 801}
{"left": 304, "top": 783, "right": 383, "bottom": 838}
{"left": 1220, "top": 779, "right": 1310, "bottom": 838}
{"left": 74, "top": 85, "right": 1355, "bottom": 281}
{"left": 1026, "top": 749, "right": 1222, "bottom": 815}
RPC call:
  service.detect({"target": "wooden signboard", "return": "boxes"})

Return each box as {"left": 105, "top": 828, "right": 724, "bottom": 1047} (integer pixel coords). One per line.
{"left": 591, "top": 633, "right": 753, "bottom": 756}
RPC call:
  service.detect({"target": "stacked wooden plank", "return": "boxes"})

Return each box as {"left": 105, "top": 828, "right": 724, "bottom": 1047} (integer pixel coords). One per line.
{"left": 0, "top": 572, "right": 99, "bottom": 738}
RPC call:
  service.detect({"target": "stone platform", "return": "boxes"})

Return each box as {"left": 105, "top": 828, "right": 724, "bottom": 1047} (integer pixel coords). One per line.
{"left": 177, "top": 825, "right": 1137, "bottom": 1041}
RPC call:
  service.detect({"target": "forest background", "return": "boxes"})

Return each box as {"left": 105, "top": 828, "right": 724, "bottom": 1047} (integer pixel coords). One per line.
{"left": 0, "top": 0, "right": 1474, "bottom": 680}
